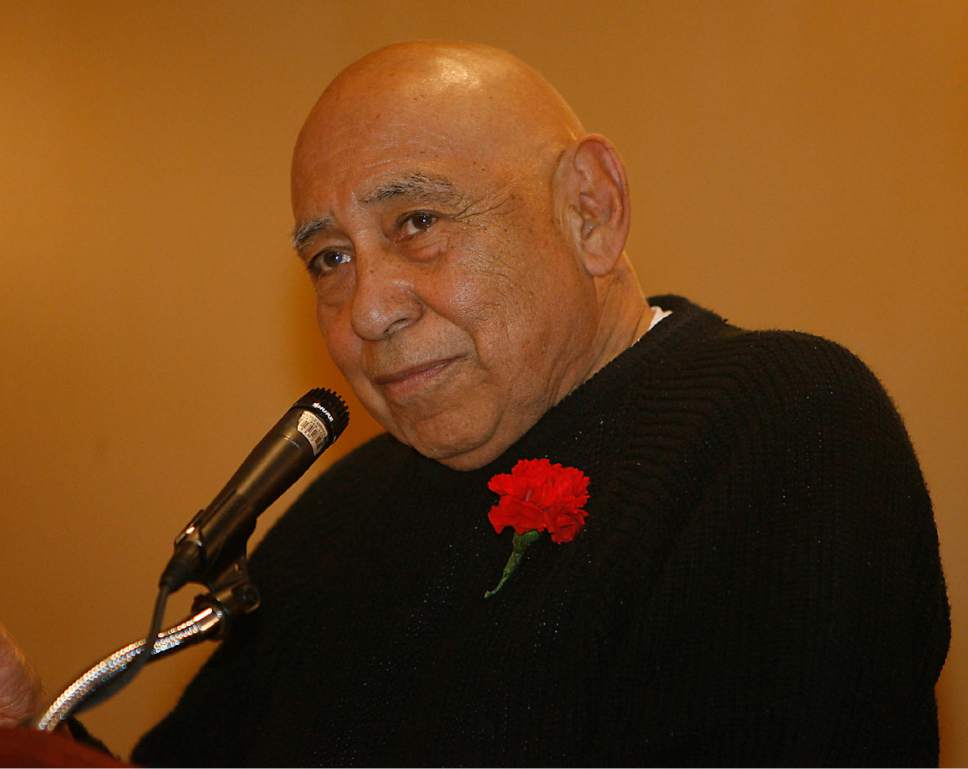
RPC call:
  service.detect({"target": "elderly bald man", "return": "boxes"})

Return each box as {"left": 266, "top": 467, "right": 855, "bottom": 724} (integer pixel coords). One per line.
{"left": 290, "top": 42, "right": 648, "bottom": 471}
{"left": 3, "top": 41, "right": 948, "bottom": 766}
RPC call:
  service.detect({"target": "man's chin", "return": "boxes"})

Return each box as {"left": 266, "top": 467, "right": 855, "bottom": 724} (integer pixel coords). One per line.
{"left": 391, "top": 415, "right": 505, "bottom": 472}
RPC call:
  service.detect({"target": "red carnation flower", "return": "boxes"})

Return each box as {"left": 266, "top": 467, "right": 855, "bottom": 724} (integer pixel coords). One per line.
{"left": 487, "top": 459, "right": 590, "bottom": 543}
{"left": 484, "top": 459, "right": 590, "bottom": 599}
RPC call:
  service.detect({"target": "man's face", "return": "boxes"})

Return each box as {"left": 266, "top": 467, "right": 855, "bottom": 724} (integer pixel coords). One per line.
{"left": 291, "top": 102, "right": 599, "bottom": 470}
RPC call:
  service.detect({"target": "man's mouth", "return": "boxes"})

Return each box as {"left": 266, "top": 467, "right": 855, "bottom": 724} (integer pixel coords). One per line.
{"left": 373, "top": 357, "right": 462, "bottom": 399}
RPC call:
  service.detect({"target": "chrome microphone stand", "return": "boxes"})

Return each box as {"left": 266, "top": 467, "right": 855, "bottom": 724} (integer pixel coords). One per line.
{"left": 34, "top": 386, "right": 349, "bottom": 734}
{"left": 36, "top": 554, "right": 260, "bottom": 732}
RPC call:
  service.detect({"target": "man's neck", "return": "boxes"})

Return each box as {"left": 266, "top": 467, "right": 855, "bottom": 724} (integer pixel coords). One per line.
{"left": 582, "top": 257, "right": 651, "bottom": 383}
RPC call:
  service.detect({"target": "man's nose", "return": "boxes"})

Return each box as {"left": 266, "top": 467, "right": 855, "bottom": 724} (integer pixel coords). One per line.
{"left": 349, "top": 247, "right": 423, "bottom": 341}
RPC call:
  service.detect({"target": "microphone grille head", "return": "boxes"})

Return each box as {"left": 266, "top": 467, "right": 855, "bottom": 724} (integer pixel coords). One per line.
{"left": 298, "top": 387, "right": 350, "bottom": 442}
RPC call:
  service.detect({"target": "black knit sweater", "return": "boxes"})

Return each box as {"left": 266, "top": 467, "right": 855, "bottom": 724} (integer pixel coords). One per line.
{"left": 133, "top": 296, "right": 949, "bottom": 767}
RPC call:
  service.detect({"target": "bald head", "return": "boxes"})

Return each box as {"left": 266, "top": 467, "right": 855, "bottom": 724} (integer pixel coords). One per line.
{"left": 291, "top": 42, "right": 647, "bottom": 469}
{"left": 294, "top": 42, "right": 584, "bottom": 194}
{"left": 322, "top": 41, "right": 584, "bottom": 132}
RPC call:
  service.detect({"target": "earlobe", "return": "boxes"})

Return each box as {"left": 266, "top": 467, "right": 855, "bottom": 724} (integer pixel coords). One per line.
{"left": 559, "top": 134, "right": 631, "bottom": 277}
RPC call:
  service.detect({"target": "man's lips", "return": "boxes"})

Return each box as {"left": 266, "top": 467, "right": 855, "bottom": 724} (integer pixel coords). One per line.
{"left": 372, "top": 356, "right": 462, "bottom": 397}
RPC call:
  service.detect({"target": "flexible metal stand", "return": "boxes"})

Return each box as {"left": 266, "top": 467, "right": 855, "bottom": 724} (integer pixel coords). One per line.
{"left": 36, "top": 552, "right": 260, "bottom": 732}
{"left": 36, "top": 602, "right": 224, "bottom": 732}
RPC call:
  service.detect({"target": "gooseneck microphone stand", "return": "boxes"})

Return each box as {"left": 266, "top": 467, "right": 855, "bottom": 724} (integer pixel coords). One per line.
{"left": 36, "top": 554, "right": 261, "bottom": 732}
{"left": 34, "top": 387, "right": 349, "bottom": 733}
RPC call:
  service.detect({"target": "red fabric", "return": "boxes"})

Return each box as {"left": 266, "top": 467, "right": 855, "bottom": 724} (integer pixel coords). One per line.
{"left": 487, "top": 459, "right": 590, "bottom": 543}
{"left": 0, "top": 727, "right": 132, "bottom": 768}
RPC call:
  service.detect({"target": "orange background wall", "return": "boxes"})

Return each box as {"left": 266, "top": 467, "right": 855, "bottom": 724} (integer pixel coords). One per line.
{"left": 2, "top": 1, "right": 965, "bottom": 762}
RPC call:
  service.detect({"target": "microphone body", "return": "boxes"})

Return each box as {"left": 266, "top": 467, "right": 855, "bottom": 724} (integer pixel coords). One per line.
{"left": 161, "top": 388, "right": 348, "bottom": 592}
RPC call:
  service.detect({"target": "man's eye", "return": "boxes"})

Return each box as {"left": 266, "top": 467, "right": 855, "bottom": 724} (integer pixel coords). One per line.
{"left": 400, "top": 211, "right": 437, "bottom": 238}
{"left": 309, "top": 249, "right": 352, "bottom": 276}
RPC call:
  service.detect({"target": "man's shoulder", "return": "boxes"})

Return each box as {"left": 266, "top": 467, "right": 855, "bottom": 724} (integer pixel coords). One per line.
{"left": 721, "top": 327, "right": 897, "bottom": 421}
{"left": 631, "top": 298, "right": 913, "bottom": 467}
{"left": 702, "top": 326, "right": 880, "bottom": 390}
{"left": 650, "top": 297, "right": 891, "bottom": 411}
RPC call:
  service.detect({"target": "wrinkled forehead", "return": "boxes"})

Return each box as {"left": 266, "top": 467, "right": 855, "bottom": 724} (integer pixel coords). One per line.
{"left": 292, "top": 122, "right": 496, "bottom": 224}
{"left": 292, "top": 103, "right": 532, "bottom": 221}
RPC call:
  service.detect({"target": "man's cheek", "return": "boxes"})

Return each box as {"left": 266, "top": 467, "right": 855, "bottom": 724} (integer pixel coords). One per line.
{"left": 320, "top": 328, "right": 365, "bottom": 391}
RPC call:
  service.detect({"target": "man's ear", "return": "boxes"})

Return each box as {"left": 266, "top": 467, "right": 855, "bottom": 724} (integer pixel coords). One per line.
{"left": 554, "top": 134, "right": 631, "bottom": 276}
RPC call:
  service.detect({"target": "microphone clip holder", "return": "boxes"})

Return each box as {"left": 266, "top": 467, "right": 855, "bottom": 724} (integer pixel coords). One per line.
{"left": 197, "top": 550, "right": 261, "bottom": 620}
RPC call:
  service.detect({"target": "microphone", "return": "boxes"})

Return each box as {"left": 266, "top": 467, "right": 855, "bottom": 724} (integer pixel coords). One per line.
{"left": 160, "top": 388, "right": 349, "bottom": 592}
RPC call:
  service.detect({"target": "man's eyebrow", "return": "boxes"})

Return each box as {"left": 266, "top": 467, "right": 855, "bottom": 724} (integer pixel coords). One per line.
{"left": 291, "top": 215, "right": 334, "bottom": 252}
{"left": 291, "top": 174, "right": 461, "bottom": 252}
{"left": 359, "top": 173, "right": 461, "bottom": 205}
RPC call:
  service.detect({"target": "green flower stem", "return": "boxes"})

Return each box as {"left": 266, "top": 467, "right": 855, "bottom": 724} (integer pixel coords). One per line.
{"left": 484, "top": 529, "right": 542, "bottom": 599}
